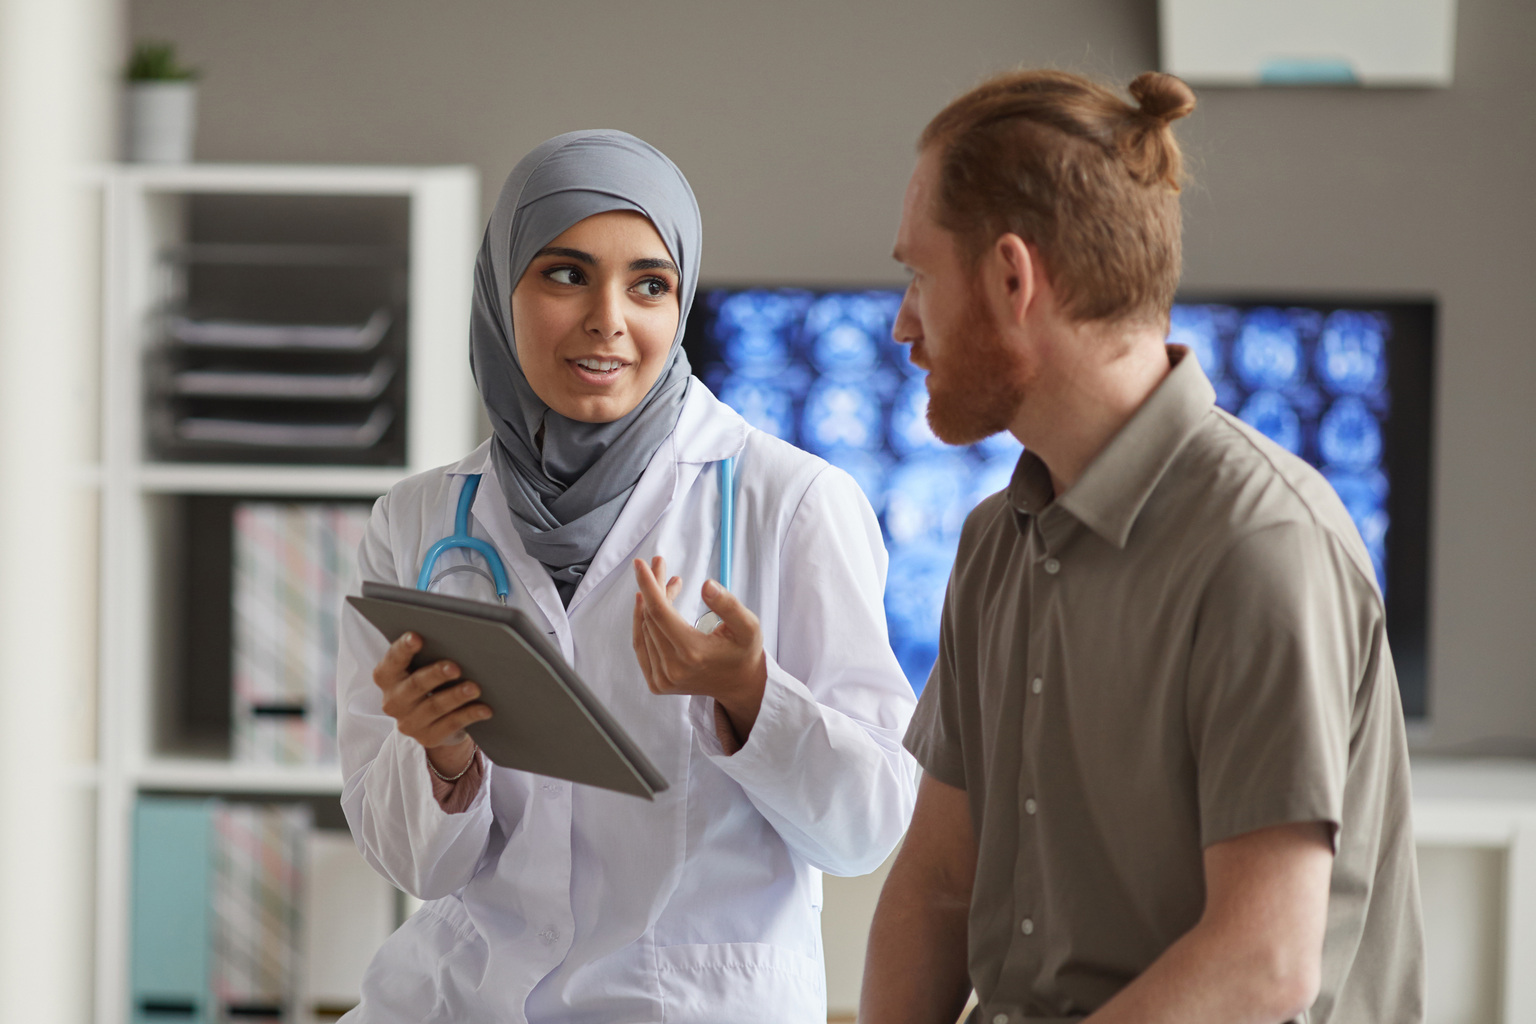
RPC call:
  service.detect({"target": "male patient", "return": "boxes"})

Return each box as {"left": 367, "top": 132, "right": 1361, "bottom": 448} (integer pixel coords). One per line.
{"left": 861, "top": 69, "right": 1423, "bottom": 1024}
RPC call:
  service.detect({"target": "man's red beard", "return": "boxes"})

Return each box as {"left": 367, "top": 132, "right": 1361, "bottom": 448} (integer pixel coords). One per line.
{"left": 923, "top": 285, "right": 1032, "bottom": 446}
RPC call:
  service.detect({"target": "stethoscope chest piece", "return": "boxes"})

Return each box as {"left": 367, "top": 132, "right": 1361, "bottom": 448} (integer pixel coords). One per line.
{"left": 695, "top": 610, "right": 723, "bottom": 633}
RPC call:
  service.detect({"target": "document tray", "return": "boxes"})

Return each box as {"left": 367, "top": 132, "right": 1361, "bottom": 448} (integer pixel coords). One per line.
{"left": 348, "top": 582, "right": 668, "bottom": 799}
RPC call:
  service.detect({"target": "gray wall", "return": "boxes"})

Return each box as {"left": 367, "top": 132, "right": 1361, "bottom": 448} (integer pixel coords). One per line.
{"left": 130, "top": 0, "right": 1536, "bottom": 751}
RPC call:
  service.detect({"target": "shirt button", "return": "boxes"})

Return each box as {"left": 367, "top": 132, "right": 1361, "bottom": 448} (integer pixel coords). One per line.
{"left": 1031, "top": 676, "right": 1043, "bottom": 695}
{"left": 1043, "top": 557, "right": 1060, "bottom": 575}
{"left": 538, "top": 929, "right": 559, "bottom": 945}
{"left": 992, "top": 1015, "right": 1009, "bottom": 1024}
{"left": 1021, "top": 918, "right": 1034, "bottom": 935}
{"left": 1025, "top": 798, "right": 1037, "bottom": 815}
{"left": 542, "top": 781, "right": 560, "bottom": 793}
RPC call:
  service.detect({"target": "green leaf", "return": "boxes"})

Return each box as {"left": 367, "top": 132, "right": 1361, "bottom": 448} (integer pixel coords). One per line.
{"left": 126, "top": 41, "right": 198, "bottom": 82}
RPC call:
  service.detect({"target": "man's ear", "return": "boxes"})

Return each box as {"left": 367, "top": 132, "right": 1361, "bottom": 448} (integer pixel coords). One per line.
{"left": 989, "top": 233, "right": 1037, "bottom": 328}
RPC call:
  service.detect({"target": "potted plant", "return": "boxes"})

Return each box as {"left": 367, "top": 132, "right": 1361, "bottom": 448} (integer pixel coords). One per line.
{"left": 125, "top": 42, "right": 199, "bottom": 163}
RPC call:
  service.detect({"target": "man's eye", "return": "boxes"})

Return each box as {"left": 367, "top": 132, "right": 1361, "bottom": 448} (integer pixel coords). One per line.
{"left": 546, "top": 266, "right": 583, "bottom": 285}
{"left": 636, "top": 277, "right": 671, "bottom": 298}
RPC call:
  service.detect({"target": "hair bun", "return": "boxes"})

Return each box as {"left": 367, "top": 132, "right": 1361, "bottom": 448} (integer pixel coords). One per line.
{"left": 1129, "top": 72, "right": 1196, "bottom": 124}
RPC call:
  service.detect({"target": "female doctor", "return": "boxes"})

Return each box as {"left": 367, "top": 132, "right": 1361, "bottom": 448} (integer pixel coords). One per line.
{"left": 337, "top": 130, "right": 916, "bottom": 1023}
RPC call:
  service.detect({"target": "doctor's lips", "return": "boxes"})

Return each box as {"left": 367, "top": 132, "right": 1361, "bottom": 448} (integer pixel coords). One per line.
{"left": 568, "top": 356, "right": 633, "bottom": 383}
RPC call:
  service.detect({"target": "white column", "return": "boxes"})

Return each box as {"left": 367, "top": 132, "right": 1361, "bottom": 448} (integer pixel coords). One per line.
{"left": 0, "top": 1, "right": 116, "bottom": 1022}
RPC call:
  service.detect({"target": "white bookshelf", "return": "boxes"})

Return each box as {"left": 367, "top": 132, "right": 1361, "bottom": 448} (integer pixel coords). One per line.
{"left": 94, "top": 164, "right": 480, "bottom": 1024}
{"left": 1411, "top": 757, "right": 1536, "bottom": 1022}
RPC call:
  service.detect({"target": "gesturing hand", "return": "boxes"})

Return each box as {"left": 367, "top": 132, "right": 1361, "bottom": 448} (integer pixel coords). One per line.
{"left": 632, "top": 556, "right": 768, "bottom": 743}
{"left": 372, "top": 631, "right": 491, "bottom": 778}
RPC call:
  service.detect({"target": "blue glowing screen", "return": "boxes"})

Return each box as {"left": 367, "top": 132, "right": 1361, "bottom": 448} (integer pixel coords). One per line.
{"left": 696, "top": 291, "right": 1395, "bottom": 693}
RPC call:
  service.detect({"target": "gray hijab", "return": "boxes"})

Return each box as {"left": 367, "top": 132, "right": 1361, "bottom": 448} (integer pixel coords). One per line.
{"left": 469, "top": 130, "right": 700, "bottom": 605}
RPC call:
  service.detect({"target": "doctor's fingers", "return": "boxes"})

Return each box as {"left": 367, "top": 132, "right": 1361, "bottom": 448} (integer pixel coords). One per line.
{"left": 372, "top": 631, "right": 427, "bottom": 691}
{"left": 699, "top": 581, "right": 761, "bottom": 643}
{"left": 412, "top": 698, "right": 492, "bottom": 750}
{"left": 642, "top": 616, "right": 708, "bottom": 684}
{"left": 379, "top": 659, "right": 460, "bottom": 718}
{"left": 641, "top": 618, "right": 687, "bottom": 693}
{"left": 391, "top": 679, "right": 487, "bottom": 741}
{"left": 634, "top": 560, "right": 691, "bottom": 629}
{"left": 632, "top": 594, "right": 662, "bottom": 692}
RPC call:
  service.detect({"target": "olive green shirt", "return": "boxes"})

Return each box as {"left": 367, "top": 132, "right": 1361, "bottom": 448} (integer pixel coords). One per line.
{"left": 906, "top": 348, "right": 1424, "bottom": 1024}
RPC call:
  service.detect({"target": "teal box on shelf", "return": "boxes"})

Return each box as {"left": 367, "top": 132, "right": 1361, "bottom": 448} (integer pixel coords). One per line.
{"left": 131, "top": 797, "right": 215, "bottom": 1023}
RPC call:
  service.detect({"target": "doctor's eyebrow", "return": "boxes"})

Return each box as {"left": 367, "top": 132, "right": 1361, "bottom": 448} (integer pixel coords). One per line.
{"left": 534, "top": 246, "right": 595, "bottom": 264}
{"left": 532, "top": 248, "right": 677, "bottom": 276}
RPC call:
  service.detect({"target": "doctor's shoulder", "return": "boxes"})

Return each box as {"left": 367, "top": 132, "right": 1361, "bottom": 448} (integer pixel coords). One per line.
{"left": 360, "top": 458, "right": 469, "bottom": 576}
{"left": 735, "top": 427, "right": 878, "bottom": 539}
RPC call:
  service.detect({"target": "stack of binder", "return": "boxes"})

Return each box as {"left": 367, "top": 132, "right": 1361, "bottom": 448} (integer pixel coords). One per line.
{"left": 210, "top": 803, "right": 309, "bottom": 1021}
{"left": 131, "top": 797, "right": 397, "bottom": 1024}
{"left": 231, "top": 502, "right": 371, "bottom": 766}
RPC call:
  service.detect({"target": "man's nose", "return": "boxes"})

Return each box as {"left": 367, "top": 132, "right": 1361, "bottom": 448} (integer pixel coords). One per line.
{"left": 892, "top": 283, "right": 921, "bottom": 346}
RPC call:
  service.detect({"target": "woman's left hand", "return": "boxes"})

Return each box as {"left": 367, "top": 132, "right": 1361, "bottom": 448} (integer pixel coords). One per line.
{"left": 632, "top": 555, "right": 768, "bottom": 745}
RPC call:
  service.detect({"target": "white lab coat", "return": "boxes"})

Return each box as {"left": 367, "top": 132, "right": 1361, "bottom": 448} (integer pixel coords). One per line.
{"left": 337, "top": 382, "right": 918, "bottom": 1024}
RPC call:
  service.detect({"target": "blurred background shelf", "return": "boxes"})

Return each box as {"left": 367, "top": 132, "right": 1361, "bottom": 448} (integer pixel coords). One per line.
{"left": 137, "top": 463, "right": 412, "bottom": 496}
{"left": 133, "top": 759, "right": 345, "bottom": 796}
{"left": 95, "top": 163, "right": 480, "bottom": 1024}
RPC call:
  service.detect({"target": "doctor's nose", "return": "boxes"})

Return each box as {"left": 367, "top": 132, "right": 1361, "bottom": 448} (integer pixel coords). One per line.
{"left": 585, "top": 285, "right": 627, "bottom": 340}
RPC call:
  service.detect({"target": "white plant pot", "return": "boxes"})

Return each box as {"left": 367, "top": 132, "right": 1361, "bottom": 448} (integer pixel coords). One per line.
{"left": 126, "top": 81, "right": 197, "bottom": 163}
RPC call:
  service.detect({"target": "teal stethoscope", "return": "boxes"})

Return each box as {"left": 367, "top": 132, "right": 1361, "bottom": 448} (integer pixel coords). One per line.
{"left": 417, "top": 458, "right": 735, "bottom": 630}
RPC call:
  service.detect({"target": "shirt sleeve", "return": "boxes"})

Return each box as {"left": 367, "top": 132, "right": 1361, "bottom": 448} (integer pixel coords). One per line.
{"left": 337, "top": 490, "right": 499, "bottom": 900}
{"left": 1186, "top": 520, "right": 1373, "bottom": 851}
{"left": 690, "top": 466, "right": 919, "bottom": 877}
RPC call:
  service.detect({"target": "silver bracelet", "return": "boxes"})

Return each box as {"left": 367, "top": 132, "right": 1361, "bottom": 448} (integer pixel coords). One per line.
{"left": 428, "top": 745, "right": 478, "bottom": 782}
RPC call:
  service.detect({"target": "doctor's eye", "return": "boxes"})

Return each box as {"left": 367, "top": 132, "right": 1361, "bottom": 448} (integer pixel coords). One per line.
{"left": 544, "top": 265, "right": 586, "bottom": 286}
{"left": 634, "top": 276, "right": 672, "bottom": 299}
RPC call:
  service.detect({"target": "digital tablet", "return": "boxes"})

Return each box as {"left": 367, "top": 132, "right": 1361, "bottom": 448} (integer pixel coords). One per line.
{"left": 347, "top": 582, "right": 668, "bottom": 799}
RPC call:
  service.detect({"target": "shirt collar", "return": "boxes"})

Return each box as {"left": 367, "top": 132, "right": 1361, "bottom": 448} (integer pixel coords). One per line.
{"left": 1010, "top": 345, "right": 1214, "bottom": 549}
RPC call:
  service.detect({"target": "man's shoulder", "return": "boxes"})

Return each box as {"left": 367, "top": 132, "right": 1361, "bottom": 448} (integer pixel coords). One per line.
{"left": 1167, "top": 408, "right": 1379, "bottom": 592}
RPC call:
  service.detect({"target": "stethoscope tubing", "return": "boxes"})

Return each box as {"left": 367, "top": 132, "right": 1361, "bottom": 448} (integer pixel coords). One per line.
{"left": 416, "top": 473, "right": 512, "bottom": 603}
{"left": 417, "top": 457, "right": 736, "bottom": 619}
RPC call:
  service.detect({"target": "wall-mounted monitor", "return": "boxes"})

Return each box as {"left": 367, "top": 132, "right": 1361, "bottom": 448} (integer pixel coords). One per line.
{"left": 684, "top": 289, "right": 1435, "bottom": 719}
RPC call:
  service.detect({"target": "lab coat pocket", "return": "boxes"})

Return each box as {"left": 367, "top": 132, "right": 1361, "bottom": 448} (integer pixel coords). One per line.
{"left": 653, "top": 941, "right": 825, "bottom": 1024}
{"left": 353, "top": 896, "right": 488, "bottom": 1024}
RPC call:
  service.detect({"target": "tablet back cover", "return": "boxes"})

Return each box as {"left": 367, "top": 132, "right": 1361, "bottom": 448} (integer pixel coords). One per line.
{"left": 347, "top": 584, "right": 666, "bottom": 799}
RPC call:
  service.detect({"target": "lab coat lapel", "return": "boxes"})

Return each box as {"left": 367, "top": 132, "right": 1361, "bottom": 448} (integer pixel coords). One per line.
{"left": 567, "top": 434, "right": 690, "bottom": 616}
{"left": 567, "top": 384, "right": 747, "bottom": 614}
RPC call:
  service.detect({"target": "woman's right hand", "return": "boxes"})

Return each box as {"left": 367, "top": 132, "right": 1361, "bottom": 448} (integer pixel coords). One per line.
{"left": 372, "top": 631, "right": 491, "bottom": 777}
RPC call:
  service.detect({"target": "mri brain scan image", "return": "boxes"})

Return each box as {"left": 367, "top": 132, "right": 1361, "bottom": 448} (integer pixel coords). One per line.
{"left": 698, "top": 291, "right": 1398, "bottom": 692}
